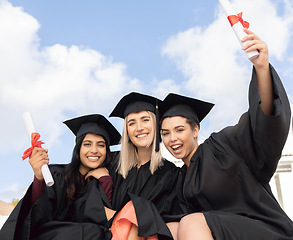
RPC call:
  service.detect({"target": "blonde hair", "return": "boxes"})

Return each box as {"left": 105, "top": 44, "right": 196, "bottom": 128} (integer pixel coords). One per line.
{"left": 117, "top": 111, "right": 163, "bottom": 178}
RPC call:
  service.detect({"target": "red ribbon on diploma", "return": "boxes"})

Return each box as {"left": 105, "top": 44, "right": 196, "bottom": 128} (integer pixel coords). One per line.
{"left": 22, "top": 132, "right": 45, "bottom": 160}
{"left": 228, "top": 12, "right": 249, "bottom": 28}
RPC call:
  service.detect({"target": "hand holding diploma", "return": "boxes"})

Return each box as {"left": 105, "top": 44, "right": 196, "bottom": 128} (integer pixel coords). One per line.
{"left": 241, "top": 28, "right": 269, "bottom": 69}
{"left": 219, "top": 0, "right": 259, "bottom": 60}
{"left": 29, "top": 147, "right": 49, "bottom": 181}
{"left": 22, "top": 112, "right": 54, "bottom": 186}
{"left": 241, "top": 27, "right": 272, "bottom": 115}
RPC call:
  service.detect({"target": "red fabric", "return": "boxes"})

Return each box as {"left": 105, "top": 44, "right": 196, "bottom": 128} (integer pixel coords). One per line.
{"left": 228, "top": 12, "right": 249, "bottom": 28}
{"left": 22, "top": 133, "right": 45, "bottom": 160}
{"left": 111, "top": 201, "right": 158, "bottom": 240}
{"left": 31, "top": 176, "right": 46, "bottom": 205}
{"left": 98, "top": 175, "right": 113, "bottom": 202}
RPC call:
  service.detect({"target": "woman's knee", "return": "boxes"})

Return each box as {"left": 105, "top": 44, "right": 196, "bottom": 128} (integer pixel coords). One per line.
{"left": 166, "top": 222, "right": 179, "bottom": 240}
{"left": 178, "top": 213, "right": 213, "bottom": 239}
{"left": 180, "top": 213, "right": 207, "bottom": 227}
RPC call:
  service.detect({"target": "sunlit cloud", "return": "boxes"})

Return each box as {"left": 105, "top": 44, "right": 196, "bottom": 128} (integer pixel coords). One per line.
{"left": 0, "top": 183, "right": 25, "bottom": 203}
{"left": 0, "top": 0, "right": 139, "bottom": 153}
{"left": 161, "top": 0, "right": 293, "bottom": 137}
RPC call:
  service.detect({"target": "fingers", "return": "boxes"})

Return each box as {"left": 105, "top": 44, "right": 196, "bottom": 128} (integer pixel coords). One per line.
{"left": 241, "top": 28, "right": 269, "bottom": 68}
{"left": 30, "top": 147, "right": 48, "bottom": 157}
{"left": 242, "top": 28, "right": 260, "bottom": 41}
{"left": 241, "top": 29, "right": 267, "bottom": 52}
{"left": 242, "top": 41, "right": 262, "bottom": 53}
{"left": 29, "top": 147, "right": 49, "bottom": 180}
{"left": 242, "top": 30, "right": 261, "bottom": 49}
{"left": 85, "top": 171, "right": 92, "bottom": 180}
{"left": 29, "top": 148, "right": 49, "bottom": 164}
{"left": 84, "top": 167, "right": 110, "bottom": 180}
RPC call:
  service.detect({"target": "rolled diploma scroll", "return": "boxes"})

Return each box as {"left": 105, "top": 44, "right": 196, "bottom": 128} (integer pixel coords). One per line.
{"left": 219, "top": 0, "right": 259, "bottom": 60}
{"left": 22, "top": 112, "right": 54, "bottom": 187}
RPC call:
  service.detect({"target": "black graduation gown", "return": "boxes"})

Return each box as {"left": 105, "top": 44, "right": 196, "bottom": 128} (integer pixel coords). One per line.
{"left": 0, "top": 164, "right": 112, "bottom": 240}
{"left": 109, "top": 157, "right": 182, "bottom": 239}
{"left": 179, "top": 65, "right": 293, "bottom": 239}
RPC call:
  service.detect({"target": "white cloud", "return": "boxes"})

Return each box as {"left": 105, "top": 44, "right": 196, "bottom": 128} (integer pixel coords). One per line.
{"left": 1, "top": 0, "right": 291, "bottom": 151}
{"left": 233, "top": 0, "right": 293, "bottom": 60}
{"left": 0, "top": 183, "right": 25, "bottom": 203}
{"left": 151, "top": 78, "right": 182, "bottom": 99}
{"left": 161, "top": 0, "right": 293, "bottom": 137}
{"left": 0, "top": 0, "right": 140, "bottom": 152}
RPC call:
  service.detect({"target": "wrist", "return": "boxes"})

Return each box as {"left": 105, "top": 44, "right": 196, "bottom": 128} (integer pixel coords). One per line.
{"left": 254, "top": 63, "right": 270, "bottom": 77}
{"left": 34, "top": 174, "right": 44, "bottom": 181}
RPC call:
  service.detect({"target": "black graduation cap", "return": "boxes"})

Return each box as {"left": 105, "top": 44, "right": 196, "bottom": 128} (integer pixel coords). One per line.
{"left": 109, "top": 92, "right": 161, "bottom": 118}
{"left": 63, "top": 114, "right": 121, "bottom": 146}
{"left": 159, "top": 93, "right": 214, "bottom": 126}
{"left": 109, "top": 92, "right": 162, "bottom": 152}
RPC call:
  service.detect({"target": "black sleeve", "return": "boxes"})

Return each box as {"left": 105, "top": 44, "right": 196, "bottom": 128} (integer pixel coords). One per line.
{"left": 211, "top": 64, "right": 291, "bottom": 183}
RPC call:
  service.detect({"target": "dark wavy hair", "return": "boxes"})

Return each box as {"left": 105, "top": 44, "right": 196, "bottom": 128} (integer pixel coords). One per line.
{"left": 186, "top": 118, "right": 199, "bottom": 130}
{"left": 64, "top": 133, "right": 111, "bottom": 205}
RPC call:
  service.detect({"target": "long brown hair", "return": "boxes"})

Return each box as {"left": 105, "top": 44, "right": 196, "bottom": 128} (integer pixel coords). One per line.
{"left": 64, "top": 134, "right": 111, "bottom": 205}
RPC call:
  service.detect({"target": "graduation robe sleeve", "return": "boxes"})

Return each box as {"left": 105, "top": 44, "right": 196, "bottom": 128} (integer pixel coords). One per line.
{"left": 181, "top": 64, "right": 293, "bottom": 239}
{"left": 109, "top": 155, "right": 182, "bottom": 238}
{"left": 128, "top": 194, "right": 173, "bottom": 239}
{"left": 212, "top": 64, "right": 291, "bottom": 183}
{"left": 0, "top": 164, "right": 112, "bottom": 240}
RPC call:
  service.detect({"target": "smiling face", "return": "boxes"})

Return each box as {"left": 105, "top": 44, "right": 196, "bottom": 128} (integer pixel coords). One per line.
{"left": 161, "top": 116, "right": 199, "bottom": 165}
{"left": 126, "top": 110, "right": 154, "bottom": 150}
{"left": 79, "top": 133, "right": 107, "bottom": 175}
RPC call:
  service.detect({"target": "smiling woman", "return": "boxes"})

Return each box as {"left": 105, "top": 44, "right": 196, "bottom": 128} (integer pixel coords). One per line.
{"left": 108, "top": 92, "right": 182, "bottom": 239}
{"left": 126, "top": 111, "right": 155, "bottom": 154}
{"left": 159, "top": 30, "right": 293, "bottom": 240}
{"left": 0, "top": 114, "right": 121, "bottom": 240}
{"left": 79, "top": 133, "right": 107, "bottom": 175}
{"left": 110, "top": 92, "right": 164, "bottom": 179}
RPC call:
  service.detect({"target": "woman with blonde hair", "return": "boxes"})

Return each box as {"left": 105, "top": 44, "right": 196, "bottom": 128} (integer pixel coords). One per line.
{"left": 115, "top": 94, "right": 162, "bottom": 179}
{"left": 109, "top": 92, "right": 181, "bottom": 240}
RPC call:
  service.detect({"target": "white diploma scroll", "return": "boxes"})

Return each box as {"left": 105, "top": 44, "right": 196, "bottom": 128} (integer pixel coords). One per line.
{"left": 22, "top": 112, "right": 54, "bottom": 187}
{"left": 219, "top": 0, "right": 259, "bottom": 60}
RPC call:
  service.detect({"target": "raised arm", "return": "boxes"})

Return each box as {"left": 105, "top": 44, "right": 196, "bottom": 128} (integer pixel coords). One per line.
{"left": 242, "top": 28, "right": 273, "bottom": 115}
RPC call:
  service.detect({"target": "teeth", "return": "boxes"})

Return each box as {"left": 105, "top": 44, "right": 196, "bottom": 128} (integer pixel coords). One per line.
{"left": 172, "top": 145, "right": 181, "bottom": 150}
{"left": 88, "top": 157, "right": 100, "bottom": 160}
{"left": 137, "top": 134, "right": 147, "bottom": 138}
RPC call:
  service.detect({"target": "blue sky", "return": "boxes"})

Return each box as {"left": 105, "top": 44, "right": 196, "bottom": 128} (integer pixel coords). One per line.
{"left": 0, "top": 0, "right": 293, "bottom": 216}
{"left": 8, "top": 0, "right": 215, "bottom": 83}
